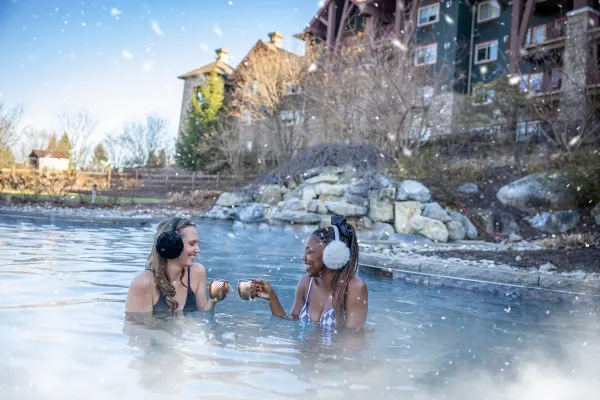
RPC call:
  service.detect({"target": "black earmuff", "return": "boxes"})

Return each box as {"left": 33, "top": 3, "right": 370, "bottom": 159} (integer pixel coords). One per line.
{"left": 155, "top": 217, "right": 184, "bottom": 259}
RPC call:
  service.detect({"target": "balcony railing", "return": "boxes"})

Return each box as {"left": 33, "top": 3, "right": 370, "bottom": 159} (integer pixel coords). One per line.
{"left": 525, "top": 18, "right": 566, "bottom": 46}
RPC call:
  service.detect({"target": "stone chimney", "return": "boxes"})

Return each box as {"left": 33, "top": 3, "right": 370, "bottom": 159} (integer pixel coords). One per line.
{"left": 215, "top": 48, "right": 229, "bottom": 64}
{"left": 268, "top": 32, "right": 283, "bottom": 48}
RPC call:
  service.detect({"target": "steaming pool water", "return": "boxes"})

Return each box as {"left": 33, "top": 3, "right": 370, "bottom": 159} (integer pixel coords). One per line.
{"left": 1, "top": 216, "right": 599, "bottom": 400}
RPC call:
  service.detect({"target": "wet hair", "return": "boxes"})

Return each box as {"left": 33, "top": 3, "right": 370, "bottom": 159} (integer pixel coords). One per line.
{"left": 312, "top": 223, "right": 359, "bottom": 327}
{"left": 145, "top": 216, "right": 196, "bottom": 312}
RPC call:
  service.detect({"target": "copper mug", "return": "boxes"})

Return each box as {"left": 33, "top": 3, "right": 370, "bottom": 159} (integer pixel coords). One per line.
{"left": 237, "top": 279, "right": 255, "bottom": 301}
{"left": 209, "top": 279, "right": 229, "bottom": 301}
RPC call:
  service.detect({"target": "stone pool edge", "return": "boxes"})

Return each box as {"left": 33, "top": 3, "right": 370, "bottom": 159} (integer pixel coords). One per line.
{"left": 359, "top": 253, "right": 600, "bottom": 303}
{"left": 0, "top": 210, "right": 153, "bottom": 226}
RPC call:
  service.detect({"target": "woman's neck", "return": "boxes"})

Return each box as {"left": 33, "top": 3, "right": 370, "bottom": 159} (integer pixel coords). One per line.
{"left": 166, "top": 261, "right": 185, "bottom": 283}
{"left": 316, "top": 268, "right": 337, "bottom": 291}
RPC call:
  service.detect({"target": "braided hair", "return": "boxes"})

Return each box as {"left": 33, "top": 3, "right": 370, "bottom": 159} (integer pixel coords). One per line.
{"left": 312, "top": 221, "right": 359, "bottom": 327}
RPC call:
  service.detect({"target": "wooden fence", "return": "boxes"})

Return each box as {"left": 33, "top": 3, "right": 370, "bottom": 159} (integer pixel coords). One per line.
{"left": 0, "top": 167, "right": 255, "bottom": 198}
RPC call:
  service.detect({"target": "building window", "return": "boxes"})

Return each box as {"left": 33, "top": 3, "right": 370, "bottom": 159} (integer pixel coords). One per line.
{"left": 415, "top": 44, "right": 437, "bottom": 66}
{"left": 520, "top": 73, "right": 544, "bottom": 93}
{"left": 472, "top": 85, "right": 495, "bottom": 105}
{"left": 551, "top": 69, "right": 562, "bottom": 90}
{"left": 418, "top": 86, "right": 434, "bottom": 105}
{"left": 475, "top": 40, "right": 498, "bottom": 64}
{"left": 280, "top": 110, "right": 300, "bottom": 126}
{"left": 410, "top": 126, "right": 432, "bottom": 141}
{"left": 526, "top": 25, "right": 547, "bottom": 45}
{"left": 252, "top": 81, "right": 258, "bottom": 95}
{"left": 417, "top": 4, "right": 440, "bottom": 27}
{"left": 516, "top": 121, "right": 542, "bottom": 143}
{"left": 241, "top": 110, "right": 252, "bottom": 125}
{"left": 477, "top": 1, "right": 500, "bottom": 23}
{"left": 246, "top": 140, "right": 253, "bottom": 152}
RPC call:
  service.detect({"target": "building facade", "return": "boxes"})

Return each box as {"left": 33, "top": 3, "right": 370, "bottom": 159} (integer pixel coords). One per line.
{"left": 299, "top": 0, "right": 600, "bottom": 138}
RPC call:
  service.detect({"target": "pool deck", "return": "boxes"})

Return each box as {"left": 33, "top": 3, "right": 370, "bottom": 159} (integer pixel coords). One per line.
{"left": 0, "top": 209, "right": 153, "bottom": 226}
{"left": 359, "top": 252, "right": 600, "bottom": 303}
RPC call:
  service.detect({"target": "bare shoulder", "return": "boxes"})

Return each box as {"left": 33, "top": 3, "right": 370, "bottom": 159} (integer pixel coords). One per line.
{"left": 347, "top": 276, "right": 368, "bottom": 295}
{"left": 298, "top": 274, "right": 311, "bottom": 286}
{"left": 190, "top": 263, "right": 207, "bottom": 278}
{"left": 129, "top": 270, "right": 155, "bottom": 293}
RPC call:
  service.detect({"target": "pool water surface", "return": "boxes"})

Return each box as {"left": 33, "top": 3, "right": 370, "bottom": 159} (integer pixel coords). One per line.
{"left": 0, "top": 217, "right": 599, "bottom": 400}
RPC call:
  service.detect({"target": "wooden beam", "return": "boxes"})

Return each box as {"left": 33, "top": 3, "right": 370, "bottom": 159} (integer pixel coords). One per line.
{"left": 509, "top": 0, "right": 523, "bottom": 74}
{"left": 518, "top": 0, "right": 536, "bottom": 47}
{"left": 356, "top": 2, "right": 393, "bottom": 24}
{"left": 326, "top": 0, "right": 337, "bottom": 51}
{"left": 335, "top": 0, "right": 352, "bottom": 53}
{"left": 395, "top": 0, "right": 405, "bottom": 37}
{"left": 319, "top": 17, "right": 329, "bottom": 27}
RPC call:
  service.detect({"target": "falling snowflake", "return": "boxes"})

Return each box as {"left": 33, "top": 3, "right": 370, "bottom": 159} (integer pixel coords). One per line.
{"left": 121, "top": 50, "right": 133, "bottom": 59}
{"left": 151, "top": 21, "right": 164, "bottom": 36}
{"left": 214, "top": 26, "right": 223, "bottom": 36}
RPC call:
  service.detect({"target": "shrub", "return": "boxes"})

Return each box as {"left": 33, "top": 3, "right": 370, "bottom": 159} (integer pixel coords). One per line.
{"left": 169, "top": 190, "right": 221, "bottom": 209}
{"left": 255, "top": 143, "right": 393, "bottom": 186}
{"left": 552, "top": 149, "right": 600, "bottom": 209}
{"left": 537, "top": 233, "right": 599, "bottom": 249}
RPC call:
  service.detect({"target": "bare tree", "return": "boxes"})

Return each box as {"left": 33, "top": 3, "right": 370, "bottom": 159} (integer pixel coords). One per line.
{"left": 0, "top": 102, "right": 23, "bottom": 149}
{"left": 107, "top": 115, "right": 169, "bottom": 168}
{"left": 233, "top": 41, "right": 318, "bottom": 164}
{"left": 14, "top": 126, "right": 52, "bottom": 162}
{"left": 523, "top": 40, "right": 600, "bottom": 152}
{"left": 302, "top": 24, "right": 456, "bottom": 156}
{"left": 57, "top": 109, "right": 98, "bottom": 169}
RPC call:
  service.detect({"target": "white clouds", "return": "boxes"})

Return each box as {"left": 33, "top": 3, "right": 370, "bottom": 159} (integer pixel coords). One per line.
{"left": 150, "top": 21, "right": 164, "bottom": 36}
{"left": 214, "top": 26, "right": 223, "bottom": 36}
{"left": 121, "top": 50, "right": 133, "bottom": 60}
{"left": 142, "top": 61, "right": 153, "bottom": 72}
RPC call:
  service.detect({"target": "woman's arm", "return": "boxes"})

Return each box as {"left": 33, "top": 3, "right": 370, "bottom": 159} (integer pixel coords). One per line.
{"left": 344, "top": 278, "right": 369, "bottom": 329}
{"left": 254, "top": 277, "right": 308, "bottom": 320}
{"left": 191, "top": 264, "right": 220, "bottom": 312}
{"left": 125, "top": 272, "right": 155, "bottom": 313}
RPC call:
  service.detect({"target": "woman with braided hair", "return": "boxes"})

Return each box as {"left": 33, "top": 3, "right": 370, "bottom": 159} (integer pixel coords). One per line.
{"left": 254, "top": 216, "right": 368, "bottom": 329}
{"left": 125, "top": 216, "right": 225, "bottom": 314}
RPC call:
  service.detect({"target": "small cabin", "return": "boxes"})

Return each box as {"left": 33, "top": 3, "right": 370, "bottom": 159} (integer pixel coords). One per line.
{"left": 29, "top": 150, "right": 70, "bottom": 170}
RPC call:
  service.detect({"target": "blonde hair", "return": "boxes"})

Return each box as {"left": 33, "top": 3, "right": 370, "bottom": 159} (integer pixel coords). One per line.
{"left": 145, "top": 216, "right": 196, "bottom": 312}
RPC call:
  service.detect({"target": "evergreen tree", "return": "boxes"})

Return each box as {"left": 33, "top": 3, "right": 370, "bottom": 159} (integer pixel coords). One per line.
{"left": 91, "top": 143, "right": 108, "bottom": 171}
{"left": 58, "top": 132, "right": 72, "bottom": 159}
{"left": 158, "top": 149, "right": 167, "bottom": 167}
{"left": 0, "top": 146, "right": 15, "bottom": 168}
{"left": 47, "top": 134, "right": 59, "bottom": 151}
{"left": 175, "top": 68, "right": 225, "bottom": 172}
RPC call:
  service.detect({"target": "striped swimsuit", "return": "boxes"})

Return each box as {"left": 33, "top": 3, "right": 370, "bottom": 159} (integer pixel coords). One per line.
{"left": 299, "top": 278, "right": 337, "bottom": 327}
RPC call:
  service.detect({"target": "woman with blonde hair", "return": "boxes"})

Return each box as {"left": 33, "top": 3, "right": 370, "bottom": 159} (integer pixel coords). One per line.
{"left": 125, "top": 216, "right": 224, "bottom": 314}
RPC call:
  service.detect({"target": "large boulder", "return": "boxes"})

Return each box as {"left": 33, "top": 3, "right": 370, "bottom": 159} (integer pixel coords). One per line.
{"left": 387, "top": 233, "right": 434, "bottom": 244}
{"left": 345, "top": 181, "right": 370, "bottom": 198}
{"left": 592, "top": 204, "right": 600, "bottom": 226}
{"left": 497, "top": 172, "right": 575, "bottom": 212}
{"left": 411, "top": 215, "right": 449, "bottom": 242}
{"left": 394, "top": 201, "right": 423, "bottom": 234}
{"left": 422, "top": 202, "right": 452, "bottom": 222}
{"left": 306, "top": 199, "right": 328, "bottom": 214}
{"left": 474, "top": 210, "right": 521, "bottom": 236}
{"left": 368, "top": 189, "right": 395, "bottom": 223}
{"left": 314, "top": 183, "right": 347, "bottom": 197}
{"left": 525, "top": 211, "right": 581, "bottom": 233}
{"left": 372, "top": 222, "right": 396, "bottom": 240}
{"left": 270, "top": 210, "right": 322, "bottom": 224}
{"left": 324, "top": 201, "right": 368, "bottom": 217}
{"left": 255, "top": 185, "right": 283, "bottom": 205}
{"left": 305, "top": 174, "right": 339, "bottom": 185}
{"left": 447, "top": 209, "right": 478, "bottom": 239}
{"left": 284, "top": 198, "right": 305, "bottom": 211}
{"left": 446, "top": 220, "right": 466, "bottom": 241}
{"left": 301, "top": 186, "right": 317, "bottom": 202}
{"left": 344, "top": 194, "right": 369, "bottom": 207}
{"left": 215, "top": 192, "right": 253, "bottom": 207}
{"left": 238, "top": 204, "right": 267, "bottom": 223}
{"left": 458, "top": 183, "right": 480, "bottom": 194}
{"left": 204, "top": 206, "right": 233, "bottom": 220}
{"left": 396, "top": 180, "right": 431, "bottom": 203}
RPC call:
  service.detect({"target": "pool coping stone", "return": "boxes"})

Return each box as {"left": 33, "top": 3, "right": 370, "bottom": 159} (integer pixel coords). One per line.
{"left": 359, "top": 253, "right": 600, "bottom": 302}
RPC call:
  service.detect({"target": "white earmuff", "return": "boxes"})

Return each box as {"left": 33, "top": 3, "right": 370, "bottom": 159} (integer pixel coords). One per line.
{"left": 322, "top": 225, "right": 350, "bottom": 270}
